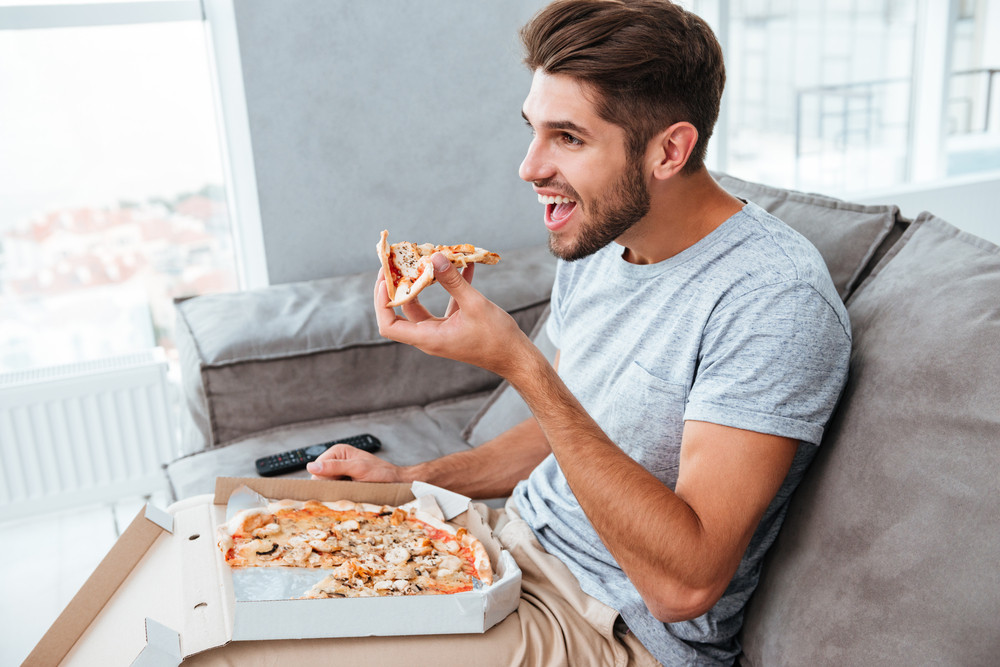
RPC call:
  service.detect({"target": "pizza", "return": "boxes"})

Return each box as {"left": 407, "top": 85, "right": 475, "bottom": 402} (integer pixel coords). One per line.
{"left": 377, "top": 230, "right": 500, "bottom": 307}
{"left": 217, "top": 498, "right": 492, "bottom": 598}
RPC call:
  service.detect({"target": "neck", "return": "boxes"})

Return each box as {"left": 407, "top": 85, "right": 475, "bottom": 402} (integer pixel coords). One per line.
{"left": 618, "top": 169, "right": 744, "bottom": 265}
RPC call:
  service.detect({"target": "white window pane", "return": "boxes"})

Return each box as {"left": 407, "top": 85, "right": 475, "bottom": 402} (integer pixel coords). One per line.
{"left": 721, "top": 1, "right": 920, "bottom": 193}
{"left": 945, "top": 1, "right": 1000, "bottom": 177}
{"left": 0, "top": 20, "right": 238, "bottom": 373}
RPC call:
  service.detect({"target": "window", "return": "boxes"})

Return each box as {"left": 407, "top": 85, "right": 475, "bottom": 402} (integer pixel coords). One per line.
{"left": 0, "top": 1, "right": 239, "bottom": 373}
{"left": 682, "top": 0, "right": 1000, "bottom": 197}
{"left": 947, "top": 0, "right": 1000, "bottom": 176}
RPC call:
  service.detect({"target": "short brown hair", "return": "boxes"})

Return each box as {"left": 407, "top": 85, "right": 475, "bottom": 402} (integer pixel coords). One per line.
{"left": 520, "top": 0, "right": 725, "bottom": 174}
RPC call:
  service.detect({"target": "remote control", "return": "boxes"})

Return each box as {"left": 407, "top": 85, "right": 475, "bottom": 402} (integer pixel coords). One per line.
{"left": 255, "top": 433, "right": 383, "bottom": 477}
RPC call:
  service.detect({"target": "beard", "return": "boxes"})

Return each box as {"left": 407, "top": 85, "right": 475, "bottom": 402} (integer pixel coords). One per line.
{"left": 547, "top": 155, "right": 651, "bottom": 262}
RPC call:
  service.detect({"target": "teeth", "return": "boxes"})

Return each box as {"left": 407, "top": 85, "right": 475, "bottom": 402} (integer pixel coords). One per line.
{"left": 537, "top": 194, "right": 576, "bottom": 205}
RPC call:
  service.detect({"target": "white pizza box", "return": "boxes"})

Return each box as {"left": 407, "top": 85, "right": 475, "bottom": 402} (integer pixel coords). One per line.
{"left": 23, "top": 477, "right": 522, "bottom": 667}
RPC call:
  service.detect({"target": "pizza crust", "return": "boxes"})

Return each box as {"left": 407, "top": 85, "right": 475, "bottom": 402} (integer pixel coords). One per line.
{"left": 376, "top": 230, "right": 500, "bottom": 307}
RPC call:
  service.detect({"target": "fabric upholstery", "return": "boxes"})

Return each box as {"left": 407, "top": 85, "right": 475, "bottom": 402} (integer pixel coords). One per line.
{"left": 167, "top": 393, "right": 486, "bottom": 500}
{"left": 739, "top": 213, "right": 1000, "bottom": 665}
{"left": 715, "top": 173, "right": 897, "bottom": 300}
{"left": 174, "top": 244, "right": 556, "bottom": 451}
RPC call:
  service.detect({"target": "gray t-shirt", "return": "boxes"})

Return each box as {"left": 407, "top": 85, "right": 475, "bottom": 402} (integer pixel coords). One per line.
{"left": 512, "top": 202, "right": 851, "bottom": 666}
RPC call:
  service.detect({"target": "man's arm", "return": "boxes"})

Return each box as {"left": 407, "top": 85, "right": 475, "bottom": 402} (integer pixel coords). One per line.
{"left": 308, "top": 417, "right": 551, "bottom": 499}
{"left": 308, "top": 260, "right": 552, "bottom": 496}
{"left": 376, "top": 253, "right": 798, "bottom": 621}
{"left": 511, "top": 350, "right": 798, "bottom": 621}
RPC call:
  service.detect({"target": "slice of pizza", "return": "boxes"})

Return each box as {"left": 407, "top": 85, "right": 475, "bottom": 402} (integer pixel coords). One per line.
{"left": 377, "top": 230, "right": 500, "bottom": 307}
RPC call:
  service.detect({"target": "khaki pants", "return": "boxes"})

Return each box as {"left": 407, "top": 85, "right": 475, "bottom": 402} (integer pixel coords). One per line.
{"left": 187, "top": 501, "right": 659, "bottom": 666}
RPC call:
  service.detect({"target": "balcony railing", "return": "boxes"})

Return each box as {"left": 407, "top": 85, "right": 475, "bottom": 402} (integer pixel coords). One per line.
{"left": 794, "top": 69, "right": 1000, "bottom": 188}
{"left": 949, "top": 68, "right": 999, "bottom": 134}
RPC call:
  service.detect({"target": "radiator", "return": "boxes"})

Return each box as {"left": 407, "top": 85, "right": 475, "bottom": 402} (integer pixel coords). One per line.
{"left": 0, "top": 348, "right": 177, "bottom": 519}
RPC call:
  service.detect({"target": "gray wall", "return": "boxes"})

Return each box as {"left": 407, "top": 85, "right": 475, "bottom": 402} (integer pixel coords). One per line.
{"left": 854, "top": 172, "right": 1000, "bottom": 246}
{"left": 232, "top": 0, "right": 550, "bottom": 283}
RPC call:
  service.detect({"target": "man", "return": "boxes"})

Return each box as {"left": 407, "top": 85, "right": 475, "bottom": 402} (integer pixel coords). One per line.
{"left": 306, "top": 1, "right": 851, "bottom": 664}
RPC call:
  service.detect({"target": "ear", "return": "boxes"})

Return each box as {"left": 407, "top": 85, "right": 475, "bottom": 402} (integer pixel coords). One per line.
{"left": 648, "top": 122, "right": 699, "bottom": 180}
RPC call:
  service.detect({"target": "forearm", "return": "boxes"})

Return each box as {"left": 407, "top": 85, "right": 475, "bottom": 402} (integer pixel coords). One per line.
{"left": 505, "top": 350, "right": 727, "bottom": 619}
{"left": 403, "top": 418, "right": 550, "bottom": 499}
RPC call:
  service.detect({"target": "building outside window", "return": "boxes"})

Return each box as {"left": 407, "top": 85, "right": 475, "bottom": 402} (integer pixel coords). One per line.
{"left": 0, "top": 1, "right": 239, "bottom": 375}
{"left": 683, "top": 0, "right": 1000, "bottom": 197}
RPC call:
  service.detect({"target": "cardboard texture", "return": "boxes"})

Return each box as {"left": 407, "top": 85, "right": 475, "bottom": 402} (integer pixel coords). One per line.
{"left": 26, "top": 477, "right": 521, "bottom": 666}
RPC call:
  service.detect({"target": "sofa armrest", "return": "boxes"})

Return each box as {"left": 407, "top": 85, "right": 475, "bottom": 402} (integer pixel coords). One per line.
{"left": 174, "top": 243, "right": 555, "bottom": 454}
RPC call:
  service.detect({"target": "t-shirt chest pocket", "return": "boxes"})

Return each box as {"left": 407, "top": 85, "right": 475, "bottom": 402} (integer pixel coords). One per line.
{"left": 600, "top": 361, "right": 688, "bottom": 487}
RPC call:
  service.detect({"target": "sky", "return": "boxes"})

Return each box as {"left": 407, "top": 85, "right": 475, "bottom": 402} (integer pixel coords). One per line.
{"left": 0, "top": 19, "right": 226, "bottom": 230}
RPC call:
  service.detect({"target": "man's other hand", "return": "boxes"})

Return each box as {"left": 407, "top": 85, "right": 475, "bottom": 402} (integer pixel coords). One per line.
{"left": 307, "top": 443, "right": 406, "bottom": 482}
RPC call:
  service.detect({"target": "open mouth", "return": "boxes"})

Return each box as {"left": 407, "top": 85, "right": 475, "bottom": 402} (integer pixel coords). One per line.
{"left": 538, "top": 194, "right": 577, "bottom": 231}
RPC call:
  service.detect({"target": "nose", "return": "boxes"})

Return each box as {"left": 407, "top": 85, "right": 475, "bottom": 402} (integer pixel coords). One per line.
{"left": 518, "top": 137, "right": 553, "bottom": 184}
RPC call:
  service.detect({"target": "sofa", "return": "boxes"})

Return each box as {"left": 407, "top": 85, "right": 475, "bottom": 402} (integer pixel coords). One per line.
{"left": 168, "top": 173, "right": 1000, "bottom": 665}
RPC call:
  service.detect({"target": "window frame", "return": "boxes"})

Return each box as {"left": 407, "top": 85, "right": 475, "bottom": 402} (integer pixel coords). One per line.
{"left": 0, "top": 0, "right": 269, "bottom": 289}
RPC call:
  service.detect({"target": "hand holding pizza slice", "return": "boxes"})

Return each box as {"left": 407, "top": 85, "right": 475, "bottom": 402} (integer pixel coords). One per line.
{"left": 377, "top": 230, "right": 500, "bottom": 307}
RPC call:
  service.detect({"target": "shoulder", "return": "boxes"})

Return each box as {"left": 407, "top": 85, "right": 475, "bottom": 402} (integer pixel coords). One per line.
{"left": 711, "top": 203, "right": 848, "bottom": 331}
{"left": 733, "top": 203, "right": 833, "bottom": 289}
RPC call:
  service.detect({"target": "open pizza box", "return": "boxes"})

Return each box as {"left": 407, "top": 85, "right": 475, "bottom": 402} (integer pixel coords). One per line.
{"left": 24, "top": 477, "right": 523, "bottom": 666}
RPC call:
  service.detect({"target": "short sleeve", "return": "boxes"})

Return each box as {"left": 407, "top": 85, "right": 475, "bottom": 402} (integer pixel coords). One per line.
{"left": 684, "top": 280, "right": 851, "bottom": 445}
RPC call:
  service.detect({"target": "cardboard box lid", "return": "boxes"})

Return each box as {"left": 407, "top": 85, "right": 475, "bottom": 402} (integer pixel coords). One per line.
{"left": 23, "top": 498, "right": 229, "bottom": 667}
{"left": 26, "top": 478, "right": 520, "bottom": 666}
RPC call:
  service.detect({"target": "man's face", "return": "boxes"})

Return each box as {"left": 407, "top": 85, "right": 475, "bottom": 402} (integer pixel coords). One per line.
{"left": 519, "top": 71, "right": 650, "bottom": 261}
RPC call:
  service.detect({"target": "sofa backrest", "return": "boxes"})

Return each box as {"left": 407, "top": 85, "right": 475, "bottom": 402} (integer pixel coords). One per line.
{"left": 174, "top": 244, "right": 556, "bottom": 452}
{"left": 715, "top": 172, "right": 901, "bottom": 301}
{"left": 738, "top": 212, "right": 1000, "bottom": 665}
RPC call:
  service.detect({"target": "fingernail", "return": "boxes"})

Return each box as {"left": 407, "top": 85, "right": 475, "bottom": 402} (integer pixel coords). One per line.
{"left": 306, "top": 461, "right": 322, "bottom": 473}
{"left": 431, "top": 253, "right": 450, "bottom": 271}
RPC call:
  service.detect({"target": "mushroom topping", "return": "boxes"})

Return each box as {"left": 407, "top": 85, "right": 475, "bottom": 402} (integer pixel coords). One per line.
{"left": 385, "top": 546, "right": 411, "bottom": 565}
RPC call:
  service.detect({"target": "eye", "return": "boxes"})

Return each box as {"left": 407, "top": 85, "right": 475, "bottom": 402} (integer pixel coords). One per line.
{"left": 561, "top": 132, "right": 583, "bottom": 146}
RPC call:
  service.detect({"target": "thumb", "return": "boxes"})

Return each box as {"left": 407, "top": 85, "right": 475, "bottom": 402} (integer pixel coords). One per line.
{"left": 431, "top": 253, "right": 473, "bottom": 297}
{"left": 306, "top": 459, "right": 330, "bottom": 475}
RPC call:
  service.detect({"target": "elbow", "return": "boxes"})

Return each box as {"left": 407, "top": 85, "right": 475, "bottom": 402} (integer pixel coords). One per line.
{"left": 646, "top": 584, "right": 724, "bottom": 624}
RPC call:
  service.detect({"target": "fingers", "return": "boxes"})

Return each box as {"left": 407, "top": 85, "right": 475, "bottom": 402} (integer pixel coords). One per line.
{"left": 431, "top": 253, "right": 471, "bottom": 294}
{"left": 306, "top": 444, "right": 366, "bottom": 479}
{"left": 374, "top": 278, "right": 403, "bottom": 331}
{"left": 374, "top": 254, "right": 482, "bottom": 345}
{"left": 374, "top": 266, "right": 440, "bottom": 323}
{"left": 374, "top": 273, "right": 390, "bottom": 309}
{"left": 432, "top": 253, "right": 479, "bottom": 311}
{"left": 401, "top": 297, "right": 434, "bottom": 322}
{"left": 307, "top": 457, "right": 349, "bottom": 479}
{"left": 374, "top": 279, "right": 423, "bottom": 344}
{"left": 445, "top": 264, "right": 474, "bottom": 318}
{"left": 306, "top": 443, "right": 401, "bottom": 483}
{"left": 461, "top": 262, "right": 475, "bottom": 283}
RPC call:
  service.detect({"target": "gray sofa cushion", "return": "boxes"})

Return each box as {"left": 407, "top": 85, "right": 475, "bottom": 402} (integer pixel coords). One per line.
{"left": 175, "top": 244, "right": 556, "bottom": 450}
{"left": 167, "top": 393, "right": 487, "bottom": 499}
{"left": 716, "top": 173, "right": 898, "bottom": 300}
{"left": 739, "top": 213, "right": 1000, "bottom": 665}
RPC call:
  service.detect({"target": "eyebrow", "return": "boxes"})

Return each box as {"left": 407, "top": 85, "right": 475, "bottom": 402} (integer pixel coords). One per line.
{"left": 521, "top": 110, "right": 594, "bottom": 141}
